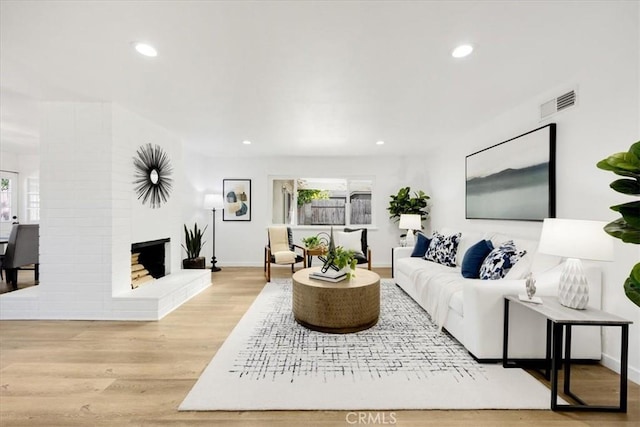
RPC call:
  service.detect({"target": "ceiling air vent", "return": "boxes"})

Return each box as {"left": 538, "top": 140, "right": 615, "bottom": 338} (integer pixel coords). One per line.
{"left": 540, "top": 89, "right": 577, "bottom": 119}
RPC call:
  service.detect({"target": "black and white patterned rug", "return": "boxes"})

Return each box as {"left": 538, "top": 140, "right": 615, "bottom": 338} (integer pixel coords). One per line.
{"left": 180, "top": 279, "right": 553, "bottom": 410}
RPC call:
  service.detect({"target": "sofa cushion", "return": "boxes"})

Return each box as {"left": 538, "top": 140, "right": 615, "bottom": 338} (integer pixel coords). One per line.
{"left": 440, "top": 228, "right": 485, "bottom": 267}
{"left": 461, "top": 239, "right": 494, "bottom": 278}
{"left": 425, "top": 231, "right": 461, "bottom": 267}
{"left": 479, "top": 240, "right": 527, "bottom": 280}
{"left": 448, "top": 289, "right": 464, "bottom": 317}
{"left": 396, "top": 256, "right": 455, "bottom": 278}
{"left": 504, "top": 253, "right": 532, "bottom": 279}
{"left": 411, "top": 232, "right": 431, "bottom": 257}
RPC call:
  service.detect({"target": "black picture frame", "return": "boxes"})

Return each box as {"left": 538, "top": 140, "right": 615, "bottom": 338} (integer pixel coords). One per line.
{"left": 223, "top": 179, "right": 251, "bottom": 221}
{"left": 465, "top": 124, "right": 556, "bottom": 221}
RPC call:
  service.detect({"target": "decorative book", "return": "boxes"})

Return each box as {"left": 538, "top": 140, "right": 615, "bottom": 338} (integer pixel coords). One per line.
{"left": 310, "top": 272, "right": 347, "bottom": 283}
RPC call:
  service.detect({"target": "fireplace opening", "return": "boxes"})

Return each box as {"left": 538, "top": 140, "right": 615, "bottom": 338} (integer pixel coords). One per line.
{"left": 131, "top": 238, "right": 170, "bottom": 289}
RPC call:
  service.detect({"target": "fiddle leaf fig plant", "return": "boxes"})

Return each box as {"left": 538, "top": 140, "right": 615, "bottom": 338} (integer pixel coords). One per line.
{"left": 597, "top": 141, "right": 640, "bottom": 307}
{"left": 387, "top": 186, "right": 430, "bottom": 223}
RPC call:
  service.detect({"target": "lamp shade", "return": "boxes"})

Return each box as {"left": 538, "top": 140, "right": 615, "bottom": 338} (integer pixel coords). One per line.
{"left": 538, "top": 218, "right": 614, "bottom": 261}
{"left": 203, "top": 193, "right": 224, "bottom": 210}
{"left": 399, "top": 214, "right": 422, "bottom": 231}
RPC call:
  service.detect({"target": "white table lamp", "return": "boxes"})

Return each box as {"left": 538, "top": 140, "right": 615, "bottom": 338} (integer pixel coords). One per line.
{"left": 204, "top": 194, "right": 224, "bottom": 272}
{"left": 399, "top": 214, "right": 422, "bottom": 247}
{"left": 538, "top": 218, "right": 613, "bottom": 309}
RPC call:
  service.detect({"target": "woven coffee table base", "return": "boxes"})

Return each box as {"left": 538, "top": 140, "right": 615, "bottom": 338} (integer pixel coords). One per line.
{"left": 292, "top": 267, "right": 380, "bottom": 334}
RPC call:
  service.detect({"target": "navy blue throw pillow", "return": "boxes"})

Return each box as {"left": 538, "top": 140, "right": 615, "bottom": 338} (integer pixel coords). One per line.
{"left": 411, "top": 232, "right": 431, "bottom": 257}
{"left": 461, "top": 239, "right": 494, "bottom": 278}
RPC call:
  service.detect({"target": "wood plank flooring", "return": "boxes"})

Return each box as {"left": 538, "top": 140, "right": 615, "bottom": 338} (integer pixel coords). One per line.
{"left": 1, "top": 267, "right": 638, "bottom": 426}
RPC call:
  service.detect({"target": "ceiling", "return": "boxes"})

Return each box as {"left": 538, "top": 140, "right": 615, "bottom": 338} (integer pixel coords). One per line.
{"left": 0, "top": 1, "right": 626, "bottom": 157}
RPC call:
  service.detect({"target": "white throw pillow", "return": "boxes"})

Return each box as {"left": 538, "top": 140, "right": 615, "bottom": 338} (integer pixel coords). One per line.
{"left": 336, "top": 230, "right": 363, "bottom": 254}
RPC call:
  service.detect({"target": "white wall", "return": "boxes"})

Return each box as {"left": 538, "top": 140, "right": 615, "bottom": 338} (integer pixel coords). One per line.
{"left": 423, "top": 8, "right": 639, "bottom": 382}
{"left": 2, "top": 101, "right": 186, "bottom": 319}
{"left": 112, "top": 104, "right": 183, "bottom": 294}
{"left": 182, "top": 154, "right": 427, "bottom": 268}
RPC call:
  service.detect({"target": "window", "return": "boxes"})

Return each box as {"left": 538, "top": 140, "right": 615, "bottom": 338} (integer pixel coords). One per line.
{"left": 270, "top": 177, "right": 373, "bottom": 227}
{"left": 0, "top": 171, "right": 18, "bottom": 222}
{"left": 26, "top": 177, "right": 40, "bottom": 222}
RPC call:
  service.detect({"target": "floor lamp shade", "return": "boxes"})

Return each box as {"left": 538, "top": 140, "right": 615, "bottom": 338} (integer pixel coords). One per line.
{"left": 399, "top": 214, "right": 422, "bottom": 247}
{"left": 204, "top": 194, "right": 224, "bottom": 272}
{"left": 204, "top": 194, "right": 224, "bottom": 210}
{"left": 538, "top": 218, "right": 613, "bottom": 309}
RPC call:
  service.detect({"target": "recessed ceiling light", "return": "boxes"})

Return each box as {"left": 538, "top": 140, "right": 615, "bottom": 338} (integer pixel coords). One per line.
{"left": 376, "top": 140, "right": 385, "bottom": 145}
{"left": 452, "top": 44, "right": 473, "bottom": 58}
{"left": 133, "top": 42, "right": 157, "bottom": 57}
{"left": 242, "top": 140, "right": 252, "bottom": 145}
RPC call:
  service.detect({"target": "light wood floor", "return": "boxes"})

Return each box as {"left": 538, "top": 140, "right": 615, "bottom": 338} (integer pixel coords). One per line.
{"left": 0, "top": 267, "right": 638, "bottom": 426}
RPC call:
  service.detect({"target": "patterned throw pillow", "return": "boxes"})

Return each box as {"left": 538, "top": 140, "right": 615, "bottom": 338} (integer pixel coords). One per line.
{"left": 425, "top": 231, "right": 461, "bottom": 267}
{"left": 479, "top": 240, "right": 527, "bottom": 280}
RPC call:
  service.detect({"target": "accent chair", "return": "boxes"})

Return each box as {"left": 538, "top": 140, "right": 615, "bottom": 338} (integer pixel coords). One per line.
{"left": 264, "top": 226, "right": 307, "bottom": 282}
{"left": 339, "top": 227, "right": 372, "bottom": 270}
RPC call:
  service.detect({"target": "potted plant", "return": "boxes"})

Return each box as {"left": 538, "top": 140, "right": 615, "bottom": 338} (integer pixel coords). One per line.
{"left": 302, "top": 235, "right": 323, "bottom": 249}
{"left": 597, "top": 141, "right": 640, "bottom": 307}
{"left": 182, "top": 222, "right": 207, "bottom": 269}
{"left": 387, "top": 186, "right": 430, "bottom": 223}
{"left": 334, "top": 246, "right": 358, "bottom": 278}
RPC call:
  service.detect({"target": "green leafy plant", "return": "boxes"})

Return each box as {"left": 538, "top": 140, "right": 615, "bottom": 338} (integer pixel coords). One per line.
{"left": 297, "top": 189, "right": 329, "bottom": 207}
{"left": 182, "top": 222, "right": 208, "bottom": 260}
{"left": 334, "top": 247, "right": 357, "bottom": 278}
{"left": 597, "top": 141, "right": 640, "bottom": 307}
{"left": 333, "top": 247, "right": 357, "bottom": 270}
{"left": 388, "top": 186, "right": 430, "bottom": 223}
{"left": 302, "top": 235, "right": 322, "bottom": 249}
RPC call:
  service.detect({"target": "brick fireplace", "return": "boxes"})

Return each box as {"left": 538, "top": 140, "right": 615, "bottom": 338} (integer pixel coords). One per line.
{"left": 131, "top": 238, "right": 170, "bottom": 288}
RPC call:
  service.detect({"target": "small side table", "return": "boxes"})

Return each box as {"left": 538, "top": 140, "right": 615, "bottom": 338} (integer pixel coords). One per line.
{"left": 503, "top": 295, "right": 632, "bottom": 412}
{"left": 305, "top": 247, "right": 327, "bottom": 267}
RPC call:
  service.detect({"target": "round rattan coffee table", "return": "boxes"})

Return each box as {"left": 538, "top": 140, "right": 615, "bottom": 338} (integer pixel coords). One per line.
{"left": 292, "top": 266, "right": 380, "bottom": 334}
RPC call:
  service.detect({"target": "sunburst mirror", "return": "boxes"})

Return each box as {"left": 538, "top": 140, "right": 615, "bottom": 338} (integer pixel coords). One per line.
{"left": 133, "top": 143, "right": 173, "bottom": 209}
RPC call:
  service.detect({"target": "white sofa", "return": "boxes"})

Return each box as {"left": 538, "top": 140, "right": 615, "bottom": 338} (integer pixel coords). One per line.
{"left": 392, "top": 228, "right": 602, "bottom": 361}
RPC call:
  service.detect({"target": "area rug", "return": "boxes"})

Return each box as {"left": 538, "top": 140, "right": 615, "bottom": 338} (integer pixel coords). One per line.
{"left": 180, "top": 279, "right": 554, "bottom": 411}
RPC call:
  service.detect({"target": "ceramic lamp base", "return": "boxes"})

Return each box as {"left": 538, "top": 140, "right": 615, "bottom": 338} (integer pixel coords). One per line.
{"left": 558, "top": 258, "right": 589, "bottom": 310}
{"left": 405, "top": 230, "right": 416, "bottom": 247}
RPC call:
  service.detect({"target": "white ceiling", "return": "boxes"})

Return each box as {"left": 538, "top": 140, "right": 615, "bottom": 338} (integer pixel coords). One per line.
{"left": 0, "top": 1, "right": 628, "bottom": 157}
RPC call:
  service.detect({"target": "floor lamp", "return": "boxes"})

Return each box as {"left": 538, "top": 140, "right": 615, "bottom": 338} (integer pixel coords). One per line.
{"left": 204, "top": 194, "right": 224, "bottom": 272}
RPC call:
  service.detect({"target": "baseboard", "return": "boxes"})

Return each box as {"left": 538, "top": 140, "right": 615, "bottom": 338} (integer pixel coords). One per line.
{"left": 601, "top": 352, "right": 640, "bottom": 385}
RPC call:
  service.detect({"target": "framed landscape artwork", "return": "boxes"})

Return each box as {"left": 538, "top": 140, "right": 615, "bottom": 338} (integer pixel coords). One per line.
{"left": 223, "top": 179, "right": 251, "bottom": 221}
{"left": 465, "top": 124, "right": 556, "bottom": 221}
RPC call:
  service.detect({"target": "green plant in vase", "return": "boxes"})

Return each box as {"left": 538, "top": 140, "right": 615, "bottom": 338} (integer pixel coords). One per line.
{"left": 302, "top": 235, "right": 322, "bottom": 249}
{"left": 334, "top": 247, "right": 358, "bottom": 278}
{"left": 597, "top": 141, "right": 640, "bottom": 307}
{"left": 181, "top": 222, "right": 207, "bottom": 269}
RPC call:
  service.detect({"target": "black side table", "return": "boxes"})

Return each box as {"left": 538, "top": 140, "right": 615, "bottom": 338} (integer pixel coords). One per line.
{"left": 503, "top": 295, "right": 632, "bottom": 412}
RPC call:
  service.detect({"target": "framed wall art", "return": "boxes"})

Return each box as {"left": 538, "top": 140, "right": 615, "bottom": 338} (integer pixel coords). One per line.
{"left": 465, "top": 123, "right": 556, "bottom": 221}
{"left": 223, "top": 179, "right": 251, "bottom": 221}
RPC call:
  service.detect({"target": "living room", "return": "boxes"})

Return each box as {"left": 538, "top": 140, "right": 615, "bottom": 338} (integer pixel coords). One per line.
{"left": 1, "top": 0, "right": 638, "bottom": 424}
